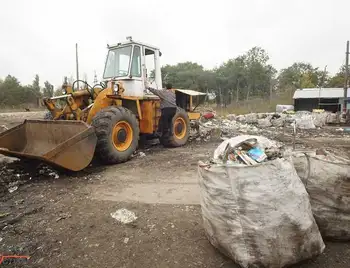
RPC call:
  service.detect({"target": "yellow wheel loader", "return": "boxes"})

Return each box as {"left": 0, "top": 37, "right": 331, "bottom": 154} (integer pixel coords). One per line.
{"left": 0, "top": 38, "right": 206, "bottom": 171}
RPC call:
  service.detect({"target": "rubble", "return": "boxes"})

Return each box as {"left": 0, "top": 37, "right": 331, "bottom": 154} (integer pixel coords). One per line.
{"left": 0, "top": 160, "right": 61, "bottom": 198}
{"left": 226, "top": 114, "right": 236, "bottom": 121}
{"left": 138, "top": 152, "right": 146, "bottom": 158}
{"left": 326, "top": 113, "right": 339, "bottom": 123}
{"left": 8, "top": 185, "right": 18, "bottom": 193}
{"left": 213, "top": 135, "right": 283, "bottom": 164}
{"left": 49, "top": 172, "right": 60, "bottom": 179}
{"left": 191, "top": 110, "right": 342, "bottom": 142}
{"left": 258, "top": 118, "right": 272, "bottom": 128}
{"left": 0, "top": 156, "right": 17, "bottom": 165}
{"left": 110, "top": 208, "right": 137, "bottom": 224}
{"left": 295, "top": 113, "right": 316, "bottom": 129}
{"left": 271, "top": 117, "right": 285, "bottom": 127}
{"left": 230, "top": 111, "right": 338, "bottom": 130}
{"left": 244, "top": 113, "right": 258, "bottom": 124}
{"left": 56, "top": 213, "right": 72, "bottom": 222}
{"left": 193, "top": 113, "right": 266, "bottom": 142}
{"left": 236, "top": 115, "right": 246, "bottom": 123}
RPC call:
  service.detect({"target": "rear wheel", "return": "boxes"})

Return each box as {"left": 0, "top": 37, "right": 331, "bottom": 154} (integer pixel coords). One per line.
{"left": 160, "top": 109, "right": 190, "bottom": 147}
{"left": 92, "top": 107, "right": 139, "bottom": 164}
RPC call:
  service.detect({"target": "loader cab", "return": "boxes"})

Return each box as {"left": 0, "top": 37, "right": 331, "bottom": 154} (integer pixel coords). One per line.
{"left": 103, "top": 38, "right": 163, "bottom": 96}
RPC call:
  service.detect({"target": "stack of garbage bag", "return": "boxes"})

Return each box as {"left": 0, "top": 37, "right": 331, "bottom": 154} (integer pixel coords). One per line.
{"left": 198, "top": 135, "right": 325, "bottom": 268}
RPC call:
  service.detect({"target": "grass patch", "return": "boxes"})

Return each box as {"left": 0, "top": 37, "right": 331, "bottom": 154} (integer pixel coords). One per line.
{"left": 215, "top": 90, "right": 294, "bottom": 116}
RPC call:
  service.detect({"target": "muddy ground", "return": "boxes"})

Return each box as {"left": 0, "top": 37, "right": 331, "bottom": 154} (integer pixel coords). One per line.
{"left": 0, "top": 111, "right": 350, "bottom": 268}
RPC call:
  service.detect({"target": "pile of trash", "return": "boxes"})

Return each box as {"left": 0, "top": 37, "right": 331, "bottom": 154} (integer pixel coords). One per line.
{"left": 226, "top": 111, "right": 339, "bottom": 129}
{"left": 212, "top": 136, "right": 283, "bottom": 165}
{"left": 191, "top": 110, "right": 341, "bottom": 142}
{"left": 198, "top": 135, "right": 325, "bottom": 268}
{"left": 0, "top": 159, "right": 60, "bottom": 198}
{"left": 194, "top": 117, "right": 260, "bottom": 142}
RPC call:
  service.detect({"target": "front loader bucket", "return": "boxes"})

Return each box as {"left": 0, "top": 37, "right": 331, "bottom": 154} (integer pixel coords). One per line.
{"left": 0, "top": 120, "right": 97, "bottom": 171}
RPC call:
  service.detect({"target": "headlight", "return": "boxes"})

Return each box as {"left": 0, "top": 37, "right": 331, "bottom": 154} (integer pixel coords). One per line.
{"left": 114, "top": 83, "right": 119, "bottom": 94}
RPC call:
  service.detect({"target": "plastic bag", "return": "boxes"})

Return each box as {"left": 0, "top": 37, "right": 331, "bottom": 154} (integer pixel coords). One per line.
{"left": 295, "top": 114, "right": 316, "bottom": 129}
{"left": 198, "top": 155, "right": 324, "bottom": 268}
{"left": 245, "top": 113, "right": 258, "bottom": 124}
{"left": 293, "top": 151, "right": 350, "bottom": 240}
{"left": 214, "top": 135, "right": 280, "bottom": 160}
{"left": 258, "top": 118, "right": 272, "bottom": 128}
{"left": 312, "top": 113, "right": 328, "bottom": 127}
{"left": 276, "top": 105, "right": 294, "bottom": 113}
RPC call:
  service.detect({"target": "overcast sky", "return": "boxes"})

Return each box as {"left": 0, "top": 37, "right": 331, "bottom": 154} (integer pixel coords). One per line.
{"left": 0, "top": 0, "right": 349, "bottom": 87}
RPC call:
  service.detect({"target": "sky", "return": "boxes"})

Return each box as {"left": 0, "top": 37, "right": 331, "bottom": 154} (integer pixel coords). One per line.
{"left": 0, "top": 0, "right": 349, "bottom": 88}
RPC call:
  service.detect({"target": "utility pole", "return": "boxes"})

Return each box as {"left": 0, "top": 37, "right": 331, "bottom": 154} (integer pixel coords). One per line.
{"left": 269, "top": 77, "right": 273, "bottom": 104}
{"left": 318, "top": 65, "right": 327, "bottom": 109}
{"left": 93, "top": 70, "right": 98, "bottom": 84}
{"left": 76, "top": 43, "right": 80, "bottom": 90}
{"left": 343, "top": 41, "right": 349, "bottom": 117}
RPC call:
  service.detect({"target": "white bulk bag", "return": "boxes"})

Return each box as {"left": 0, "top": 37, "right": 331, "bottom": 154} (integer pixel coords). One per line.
{"left": 198, "top": 157, "right": 325, "bottom": 268}
{"left": 293, "top": 151, "right": 350, "bottom": 240}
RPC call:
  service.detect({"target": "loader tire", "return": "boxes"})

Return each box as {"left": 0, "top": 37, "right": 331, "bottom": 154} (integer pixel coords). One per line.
{"left": 160, "top": 108, "right": 190, "bottom": 147}
{"left": 92, "top": 107, "right": 139, "bottom": 164}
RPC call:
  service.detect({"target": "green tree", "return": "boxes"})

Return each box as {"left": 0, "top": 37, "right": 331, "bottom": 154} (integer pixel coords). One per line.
{"left": 161, "top": 62, "right": 206, "bottom": 90}
{"left": 43, "top": 81, "right": 54, "bottom": 98}
{"left": 0, "top": 75, "right": 38, "bottom": 106}
{"left": 216, "top": 56, "right": 246, "bottom": 103}
{"left": 0, "top": 75, "right": 22, "bottom": 105}
{"left": 326, "top": 65, "right": 347, "bottom": 88}
{"left": 215, "top": 47, "right": 276, "bottom": 102}
{"left": 159, "top": 46, "right": 276, "bottom": 104}
{"left": 32, "top": 74, "right": 40, "bottom": 93}
{"left": 278, "top": 62, "right": 325, "bottom": 90}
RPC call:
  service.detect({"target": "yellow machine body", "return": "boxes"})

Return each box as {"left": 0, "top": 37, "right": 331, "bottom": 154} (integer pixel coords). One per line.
{"left": 0, "top": 39, "right": 205, "bottom": 171}
{"left": 0, "top": 83, "right": 202, "bottom": 171}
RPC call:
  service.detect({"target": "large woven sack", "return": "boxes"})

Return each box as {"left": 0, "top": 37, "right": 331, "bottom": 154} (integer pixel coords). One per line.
{"left": 198, "top": 155, "right": 325, "bottom": 268}
{"left": 293, "top": 151, "right": 350, "bottom": 240}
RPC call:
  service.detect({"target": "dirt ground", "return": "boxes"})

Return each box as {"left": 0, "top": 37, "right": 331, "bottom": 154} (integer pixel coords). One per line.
{"left": 0, "top": 111, "right": 350, "bottom": 268}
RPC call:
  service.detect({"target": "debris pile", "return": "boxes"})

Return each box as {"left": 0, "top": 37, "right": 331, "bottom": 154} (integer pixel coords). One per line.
{"left": 214, "top": 137, "right": 283, "bottom": 165}
{"left": 194, "top": 116, "right": 260, "bottom": 142}
{"left": 191, "top": 110, "right": 341, "bottom": 142}
{"left": 0, "top": 160, "right": 61, "bottom": 198}
{"left": 110, "top": 208, "right": 137, "bottom": 224}
{"left": 229, "top": 111, "right": 338, "bottom": 129}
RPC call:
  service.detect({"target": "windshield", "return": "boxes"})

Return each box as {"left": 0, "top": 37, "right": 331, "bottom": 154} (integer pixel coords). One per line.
{"left": 103, "top": 46, "right": 132, "bottom": 78}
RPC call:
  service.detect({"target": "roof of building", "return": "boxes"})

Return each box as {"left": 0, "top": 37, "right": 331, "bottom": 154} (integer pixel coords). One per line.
{"left": 293, "top": 88, "right": 350, "bottom": 99}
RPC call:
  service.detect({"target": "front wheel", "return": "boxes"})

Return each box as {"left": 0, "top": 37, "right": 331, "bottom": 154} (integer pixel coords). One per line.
{"left": 160, "top": 109, "right": 190, "bottom": 147}
{"left": 92, "top": 107, "right": 139, "bottom": 164}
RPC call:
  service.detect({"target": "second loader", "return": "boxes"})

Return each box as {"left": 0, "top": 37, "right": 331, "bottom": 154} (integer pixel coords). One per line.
{"left": 0, "top": 37, "right": 206, "bottom": 171}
